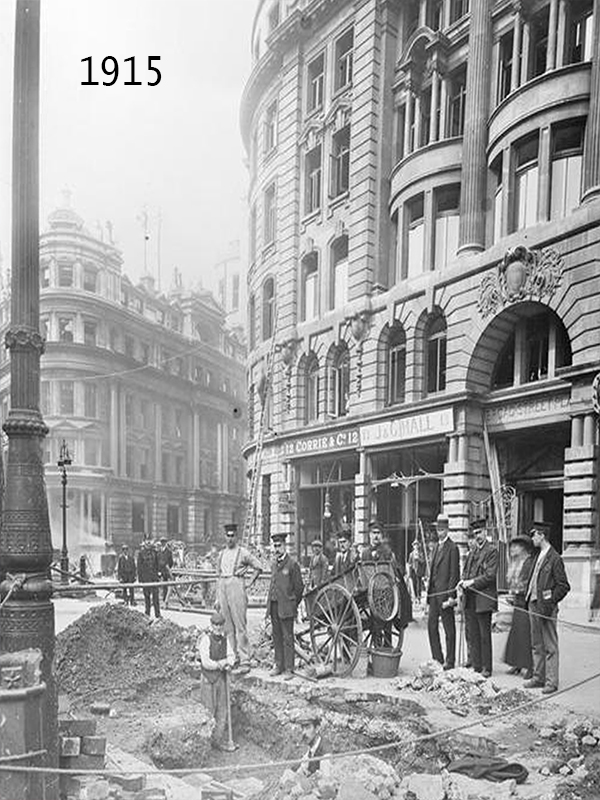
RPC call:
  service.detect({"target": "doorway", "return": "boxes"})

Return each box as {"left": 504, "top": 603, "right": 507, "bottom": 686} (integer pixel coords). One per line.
{"left": 518, "top": 488, "right": 564, "bottom": 552}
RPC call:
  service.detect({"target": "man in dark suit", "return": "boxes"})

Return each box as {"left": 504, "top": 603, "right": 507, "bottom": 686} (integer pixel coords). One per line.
{"left": 268, "top": 532, "right": 304, "bottom": 679}
{"left": 333, "top": 528, "right": 356, "bottom": 576}
{"left": 524, "top": 520, "right": 570, "bottom": 694}
{"left": 459, "top": 518, "right": 498, "bottom": 677}
{"left": 427, "top": 513, "right": 460, "bottom": 670}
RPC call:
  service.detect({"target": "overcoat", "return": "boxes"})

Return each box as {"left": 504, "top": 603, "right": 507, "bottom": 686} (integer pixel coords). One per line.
{"left": 268, "top": 553, "right": 304, "bottom": 618}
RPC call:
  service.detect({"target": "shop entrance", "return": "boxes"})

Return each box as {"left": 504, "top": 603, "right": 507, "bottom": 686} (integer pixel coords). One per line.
{"left": 495, "top": 423, "right": 569, "bottom": 554}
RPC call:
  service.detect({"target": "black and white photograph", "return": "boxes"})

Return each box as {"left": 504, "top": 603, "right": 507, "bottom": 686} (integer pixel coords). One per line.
{"left": 0, "top": 1, "right": 599, "bottom": 798}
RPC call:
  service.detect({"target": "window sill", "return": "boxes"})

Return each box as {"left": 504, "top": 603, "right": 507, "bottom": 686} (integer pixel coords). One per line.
{"left": 305, "top": 105, "right": 324, "bottom": 121}
{"left": 328, "top": 191, "right": 349, "bottom": 214}
{"left": 301, "top": 209, "right": 322, "bottom": 228}
{"left": 332, "top": 83, "right": 352, "bottom": 101}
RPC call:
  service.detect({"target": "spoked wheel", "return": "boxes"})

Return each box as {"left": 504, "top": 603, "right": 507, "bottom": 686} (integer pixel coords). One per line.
{"left": 309, "top": 583, "right": 363, "bottom": 677}
{"left": 362, "top": 622, "right": 404, "bottom": 654}
{"left": 368, "top": 572, "right": 399, "bottom": 622}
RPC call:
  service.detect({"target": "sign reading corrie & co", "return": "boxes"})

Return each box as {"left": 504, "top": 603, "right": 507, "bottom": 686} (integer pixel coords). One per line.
{"left": 279, "top": 429, "right": 360, "bottom": 457}
{"left": 360, "top": 408, "right": 454, "bottom": 447}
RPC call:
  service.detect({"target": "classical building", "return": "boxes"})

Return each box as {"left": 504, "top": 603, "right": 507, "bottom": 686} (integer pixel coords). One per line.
{"left": 214, "top": 240, "right": 247, "bottom": 336}
{"left": 241, "top": 0, "right": 600, "bottom": 606}
{"left": 0, "top": 202, "right": 247, "bottom": 569}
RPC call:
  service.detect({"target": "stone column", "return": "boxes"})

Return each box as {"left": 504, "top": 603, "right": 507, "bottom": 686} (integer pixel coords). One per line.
{"left": 546, "top": 0, "right": 559, "bottom": 71}
{"left": 563, "top": 413, "right": 599, "bottom": 607}
{"left": 511, "top": 10, "right": 522, "bottom": 92}
{"left": 0, "top": 3, "right": 58, "bottom": 798}
{"left": 458, "top": 0, "right": 493, "bottom": 254}
{"left": 354, "top": 449, "right": 371, "bottom": 548}
{"left": 439, "top": 77, "right": 448, "bottom": 139}
{"left": 537, "top": 125, "right": 551, "bottom": 221}
{"left": 403, "top": 93, "right": 412, "bottom": 158}
{"left": 110, "top": 383, "right": 119, "bottom": 472}
{"left": 431, "top": 70, "right": 440, "bottom": 142}
{"left": 520, "top": 20, "right": 530, "bottom": 85}
{"left": 414, "top": 94, "right": 422, "bottom": 150}
{"left": 582, "top": 0, "right": 600, "bottom": 204}
{"left": 556, "top": 0, "right": 567, "bottom": 68}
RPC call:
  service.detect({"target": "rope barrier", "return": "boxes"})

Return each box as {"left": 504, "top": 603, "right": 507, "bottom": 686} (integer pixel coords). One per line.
{"left": 1, "top": 668, "right": 599, "bottom": 778}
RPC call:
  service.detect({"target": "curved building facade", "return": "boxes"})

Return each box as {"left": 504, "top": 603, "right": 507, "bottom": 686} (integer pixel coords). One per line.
{"left": 241, "top": 0, "right": 600, "bottom": 606}
{"left": 0, "top": 203, "right": 246, "bottom": 568}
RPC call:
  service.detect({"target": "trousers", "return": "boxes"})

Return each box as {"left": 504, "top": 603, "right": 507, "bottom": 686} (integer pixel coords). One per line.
{"left": 270, "top": 602, "right": 295, "bottom": 673}
{"left": 217, "top": 577, "right": 251, "bottom": 663}
{"left": 143, "top": 586, "right": 160, "bottom": 618}
{"left": 464, "top": 608, "right": 492, "bottom": 673}
{"left": 528, "top": 600, "right": 559, "bottom": 689}
{"left": 427, "top": 597, "right": 456, "bottom": 667}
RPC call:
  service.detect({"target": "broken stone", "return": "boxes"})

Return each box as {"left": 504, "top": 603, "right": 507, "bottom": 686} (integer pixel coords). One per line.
{"left": 398, "top": 774, "right": 445, "bottom": 800}
{"left": 145, "top": 704, "right": 214, "bottom": 769}
{"left": 558, "top": 765, "right": 573, "bottom": 776}
{"left": 581, "top": 734, "right": 598, "bottom": 747}
{"left": 539, "top": 727, "right": 555, "bottom": 739}
{"left": 337, "top": 778, "right": 377, "bottom": 800}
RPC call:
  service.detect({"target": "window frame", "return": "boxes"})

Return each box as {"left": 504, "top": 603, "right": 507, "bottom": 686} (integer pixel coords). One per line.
{"left": 334, "top": 28, "right": 354, "bottom": 93}
{"left": 307, "top": 53, "right": 325, "bottom": 114}
{"left": 263, "top": 183, "right": 276, "bottom": 246}
{"left": 304, "top": 144, "right": 322, "bottom": 216}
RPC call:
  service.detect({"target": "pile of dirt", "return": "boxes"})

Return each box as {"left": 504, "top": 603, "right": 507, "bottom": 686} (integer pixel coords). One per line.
{"left": 56, "top": 604, "right": 200, "bottom": 701}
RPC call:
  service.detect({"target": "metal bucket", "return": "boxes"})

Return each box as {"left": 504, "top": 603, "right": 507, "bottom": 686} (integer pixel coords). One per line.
{"left": 370, "top": 648, "right": 402, "bottom": 678}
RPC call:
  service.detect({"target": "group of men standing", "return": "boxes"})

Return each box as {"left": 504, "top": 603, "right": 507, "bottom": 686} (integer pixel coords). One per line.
{"left": 427, "top": 515, "right": 570, "bottom": 693}
{"left": 116, "top": 536, "right": 174, "bottom": 618}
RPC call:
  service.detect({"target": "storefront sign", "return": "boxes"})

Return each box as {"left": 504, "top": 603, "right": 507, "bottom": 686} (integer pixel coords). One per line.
{"left": 485, "top": 393, "right": 571, "bottom": 426}
{"left": 360, "top": 408, "right": 454, "bottom": 447}
{"left": 280, "top": 429, "right": 360, "bottom": 457}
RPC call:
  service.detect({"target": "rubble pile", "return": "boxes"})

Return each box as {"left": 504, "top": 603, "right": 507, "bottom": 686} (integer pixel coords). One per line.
{"left": 537, "top": 718, "right": 600, "bottom": 778}
{"left": 395, "top": 662, "right": 528, "bottom": 716}
{"left": 56, "top": 604, "right": 201, "bottom": 701}
{"left": 272, "top": 754, "right": 401, "bottom": 800}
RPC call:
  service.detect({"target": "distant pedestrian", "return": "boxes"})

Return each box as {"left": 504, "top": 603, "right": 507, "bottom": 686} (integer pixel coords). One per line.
{"left": 308, "top": 539, "right": 329, "bottom": 589}
{"left": 157, "top": 536, "right": 174, "bottom": 602}
{"left": 137, "top": 537, "right": 161, "bottom": 618}
{"left": 216, "top": 523, "right": 262, "bottom": 670}
{"left": 196, "top": 611, "right": 235, "bottom": 749}
{"left": 503, "top": 534, "right": 535, "bottom": 678}
{"left": 459, "top": 519, "right": 498, "bottom": 678}
{"left": 117, "top": 544, "right": 136, "bottom": 605}
{"left": 408, "top": 540, "right": 425, "bottom": 603}
{"left": 524, "top": 521, "right": 570, "bottom": 694}
{"left": 427, "top": 514, "right": 460, "bottom": 670}
{"left": 268, "top": 532, "right": 304, "bottom": 679}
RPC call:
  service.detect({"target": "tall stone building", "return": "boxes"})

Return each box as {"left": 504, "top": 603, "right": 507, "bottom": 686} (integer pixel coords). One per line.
{"left": 241, "top": 0, "right": 600, "bottom": 607}
{"left": 0, "top": 202, "right": 246, "bottom": 569}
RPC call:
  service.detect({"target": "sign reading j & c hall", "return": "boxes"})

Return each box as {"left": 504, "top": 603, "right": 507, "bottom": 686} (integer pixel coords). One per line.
{"left": 360, "top": 408, "right": 454, "bottom": 447}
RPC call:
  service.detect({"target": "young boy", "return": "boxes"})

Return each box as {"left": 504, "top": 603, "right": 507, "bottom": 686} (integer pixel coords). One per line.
{"left": 197, "top": 611, "right": 236, "bottom": 749}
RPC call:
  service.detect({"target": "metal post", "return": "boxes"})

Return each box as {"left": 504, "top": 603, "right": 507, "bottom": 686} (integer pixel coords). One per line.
{"left": 58, "top": 439, "right": 71, "bottom": 583}
{"left": 0, "top": 2, "right": 58, "bottom": 798}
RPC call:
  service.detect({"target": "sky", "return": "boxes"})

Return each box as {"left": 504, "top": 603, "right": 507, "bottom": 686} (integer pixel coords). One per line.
{"left": 0, "top": 0, "right": 256, "bottom": 293}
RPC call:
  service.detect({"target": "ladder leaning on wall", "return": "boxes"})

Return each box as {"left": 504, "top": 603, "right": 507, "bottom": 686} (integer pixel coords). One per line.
{"left": 242, "top": 311, "right": 279, "bottom": 548}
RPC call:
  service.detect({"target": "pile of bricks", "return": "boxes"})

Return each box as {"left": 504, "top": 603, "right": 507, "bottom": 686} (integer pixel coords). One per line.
{"left": 58, "top": 717, "right": 163, "bottom": 800}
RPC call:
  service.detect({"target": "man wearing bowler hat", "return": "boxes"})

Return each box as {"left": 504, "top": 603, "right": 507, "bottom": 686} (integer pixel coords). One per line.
{"left": 216, "top": 522, "right": 263, "bottom": 670}
{"left": 524, "top": 520, "right": 570, "bottom": 694}
{"left": 459, "top": 518, "right": 498, "bottom": 677}
{"left": 268, "top": 532, "right": 304, "bottom": 678}
{"left": 427, "top": 513, "right": 460, "bottom": 670}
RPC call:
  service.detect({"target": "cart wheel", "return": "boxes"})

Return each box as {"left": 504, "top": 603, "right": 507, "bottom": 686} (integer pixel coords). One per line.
{"left": 309, "top": 583, "right": 363, "bottom": 677}
{"left": 368, "top": 572, "right": 399, "bottom": 622}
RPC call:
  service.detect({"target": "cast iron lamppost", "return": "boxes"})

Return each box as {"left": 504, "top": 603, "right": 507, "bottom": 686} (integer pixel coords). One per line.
{"left": 58, "top": 440, "right": 72, "bottom": 582}
{"left": 0, "top": 2, "right": 58, "bottom": 797}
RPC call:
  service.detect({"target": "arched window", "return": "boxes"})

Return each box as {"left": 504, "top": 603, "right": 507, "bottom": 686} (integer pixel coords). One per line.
{"left": 492, "top": 310, "right": 572, "bottom": 390}
{"left": 327, "top": 345, "right": 350, "bottom": 417}
{"left": 330, "top": 236, "right": 348, "bottom": 310}
{"left": 249, "top": 294, "right": 256, "bottom": 350}
{"left": 387, "top": 324, "right": 406, "bottom": 405}
{"left": 262, "top": 278, "right": 275, "bottom": 340}
{"left": 426, "top": 313, "right": 447, "bottom": 394}
{"left": 305, "top": 355, "right": 320, "bottom": 424}
{"left": 301, "top": 253, "right": 319, "bottom": 322}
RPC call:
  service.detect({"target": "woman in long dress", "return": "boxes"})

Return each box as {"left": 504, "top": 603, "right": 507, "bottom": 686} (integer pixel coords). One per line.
{"left": 503, "top": 535, "right": 535, "bottom": 678}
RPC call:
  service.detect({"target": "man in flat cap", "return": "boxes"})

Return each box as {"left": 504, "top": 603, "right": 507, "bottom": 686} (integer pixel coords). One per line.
{"left": 196, "top": 610, "right": 236, "bottom": 749}
{"left": 427, "top": 513, "right": 460, "bottom": 670}
{"left": 459, "top": 518, "right": 498, "bottom": 677}
{"left": 216, "top": 522, "right": 263, "bottom": 671}
{"left": 524, "top": 521, "right": 570, "bottom": 694}
{"left": 295, "top": 709, "right": 330, "bottom": 777}
{"left": 267, "top": 532, "right": 304, "bottom": 678}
